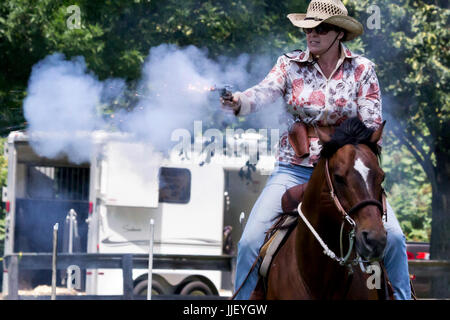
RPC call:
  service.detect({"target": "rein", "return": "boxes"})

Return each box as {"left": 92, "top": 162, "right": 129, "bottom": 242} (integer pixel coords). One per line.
{"left": 298, "top": 158, "right": 388, "bottom": 273}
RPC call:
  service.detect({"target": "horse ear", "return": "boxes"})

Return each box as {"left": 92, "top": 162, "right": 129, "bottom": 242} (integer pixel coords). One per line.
{"left": 370, "top": 121, "right": 386, "bottom": 144}
{"left": 316, "top": 126, "right": 331, "bottom": 144}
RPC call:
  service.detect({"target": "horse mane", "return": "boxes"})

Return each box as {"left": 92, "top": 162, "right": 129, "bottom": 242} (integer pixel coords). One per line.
{"left": 320, "top": 117, "right": 381, "bottom": 159}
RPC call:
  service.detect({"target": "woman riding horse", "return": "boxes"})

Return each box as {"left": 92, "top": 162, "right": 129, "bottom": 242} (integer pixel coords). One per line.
{"left": 261, "top": 117, "right": 391, "bottom": 299}
{"left": 221, "top": 0, "right": 411, "bottom": 300}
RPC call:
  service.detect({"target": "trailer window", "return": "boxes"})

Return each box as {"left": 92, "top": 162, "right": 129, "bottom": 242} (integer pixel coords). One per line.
{"left": 26, "top": 166, "right": 90, "bottom": 201}
{"left": 158, "top": 167, "right": 191, "bottom": 204}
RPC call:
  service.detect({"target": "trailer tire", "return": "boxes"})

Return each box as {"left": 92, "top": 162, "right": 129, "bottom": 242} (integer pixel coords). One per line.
{"left": 180, "top": 280, "right": 214, "bottom": 296}
{"left": 133, "top": 279, "right": 168, "bottom": 296}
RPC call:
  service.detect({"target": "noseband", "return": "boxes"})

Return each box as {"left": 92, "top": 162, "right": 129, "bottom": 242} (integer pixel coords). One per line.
{"left": 298, "top": 158, "right": 387, "bottom": 272}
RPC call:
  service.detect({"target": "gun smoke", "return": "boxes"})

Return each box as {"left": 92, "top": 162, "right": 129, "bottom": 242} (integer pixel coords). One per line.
{"left": 23, "top": 44, "right": 286, "bottom": 163}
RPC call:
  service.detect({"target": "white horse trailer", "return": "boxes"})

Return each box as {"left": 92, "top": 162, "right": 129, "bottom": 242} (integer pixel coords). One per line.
{"left": 2, "top": 130, "right": 274, "bottom": 297}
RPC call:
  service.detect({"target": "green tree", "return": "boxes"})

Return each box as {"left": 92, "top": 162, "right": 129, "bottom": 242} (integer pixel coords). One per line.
{"left": 0, "top": 0, "right": 311, "bottom": 131}
{"left": 349, "top": 0, "right": 449, "bottom": 297}
{"left": 382, "top": 132, "right": 432, "bottom": 242}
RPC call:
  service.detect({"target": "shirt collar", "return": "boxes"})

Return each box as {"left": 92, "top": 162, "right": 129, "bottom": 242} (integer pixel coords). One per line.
{"left": 288, "top": 43, "right": 359, "bottom": 63}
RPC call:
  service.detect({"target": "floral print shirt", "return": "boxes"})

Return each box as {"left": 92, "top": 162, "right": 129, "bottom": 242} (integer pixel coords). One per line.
{"left": 235, "top": 42, "right": 382, "bottom": 167}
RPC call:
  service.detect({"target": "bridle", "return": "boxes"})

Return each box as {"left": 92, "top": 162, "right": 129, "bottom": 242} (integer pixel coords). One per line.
{"left": 298, "top": 157, "right": 387, "bottom": 273}
{"left": 325, "top": 158, "right": 387, "bottom": 226}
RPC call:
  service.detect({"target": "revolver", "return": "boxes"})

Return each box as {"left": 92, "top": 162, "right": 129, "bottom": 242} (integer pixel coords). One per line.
{"left": 210, "top": 85, "right": 234, "bottom": 101}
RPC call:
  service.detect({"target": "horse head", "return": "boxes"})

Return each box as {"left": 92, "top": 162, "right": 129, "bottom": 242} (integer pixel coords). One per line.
{"left": 317, "top": 118, "right": 387, "bottom": 262}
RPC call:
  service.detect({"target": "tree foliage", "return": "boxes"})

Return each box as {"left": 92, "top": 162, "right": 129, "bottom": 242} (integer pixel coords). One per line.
{"left": 382, "top": 133, "right": 432, "bottom": 242}
{"left": 0, "top": 0, "right": 309, "bottom": 129}
{"left": 348, "top": 0, "right": 449, "bottom": 296}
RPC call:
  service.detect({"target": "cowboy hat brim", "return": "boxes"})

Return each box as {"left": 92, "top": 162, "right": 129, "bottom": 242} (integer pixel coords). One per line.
{"left": 287, "top": 13, "right": 363, "bottom": 41}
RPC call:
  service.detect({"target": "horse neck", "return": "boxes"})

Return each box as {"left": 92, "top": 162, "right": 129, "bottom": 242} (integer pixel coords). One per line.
{"left": 301, "top": 158, "right": 337, "bottom": 229}
{"left": 295, "top": 158, "right": 349, "bottom": 298}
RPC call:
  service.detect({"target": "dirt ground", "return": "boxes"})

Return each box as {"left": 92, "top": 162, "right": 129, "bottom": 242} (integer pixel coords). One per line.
{"left": 0, "top": 285, "right": 85, "bottom": 299}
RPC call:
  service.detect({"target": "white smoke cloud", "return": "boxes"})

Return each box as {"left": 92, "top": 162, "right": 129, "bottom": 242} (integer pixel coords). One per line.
{"left": 22, "top": 44, "right": 286, "bottom": 163}
{"left": 23, "top": 53, "right": 105, "bottom": 163}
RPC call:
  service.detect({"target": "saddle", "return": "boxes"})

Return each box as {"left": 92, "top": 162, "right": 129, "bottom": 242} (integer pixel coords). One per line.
{"left": 246, "top": 184, "right": 308, "bottom": 300}
{"left": 231, "top": 183, "right": 307, "bottom": 300}
{"left": 257, "top": 182, "right": 309, "bottom": 278}
{"left": 253, "top": 122, "right": 332, "bottom": 284}
{"left": 252, "top": 122, "right": 331, "bottom": 284}
{"left": 249, "top": 216, "right": 297, "bottom": 299}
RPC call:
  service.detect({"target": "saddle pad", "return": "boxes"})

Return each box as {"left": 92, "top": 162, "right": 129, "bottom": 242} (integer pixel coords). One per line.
{"left": 259, "top": 215, "right": 298, "bottom": 278}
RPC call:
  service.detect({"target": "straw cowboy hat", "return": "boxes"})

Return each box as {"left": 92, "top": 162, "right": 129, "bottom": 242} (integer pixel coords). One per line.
{"left": 287, "top": 0, "right": 363, "bottom": 41}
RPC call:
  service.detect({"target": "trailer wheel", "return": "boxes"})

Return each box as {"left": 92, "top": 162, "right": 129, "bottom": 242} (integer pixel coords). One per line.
{"left": 133, "top": 279, "right": 169, "bottom": 296}
{"left": 180, "top": 280, "right": 214, "bottom": 296}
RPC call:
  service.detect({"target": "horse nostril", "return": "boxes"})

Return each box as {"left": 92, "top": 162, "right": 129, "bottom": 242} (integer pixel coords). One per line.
{"left": 360, "top": 230, "right": 386, "bottom": 258}
{"left": 361, "top": 231, "right": 373, "bottom": 247}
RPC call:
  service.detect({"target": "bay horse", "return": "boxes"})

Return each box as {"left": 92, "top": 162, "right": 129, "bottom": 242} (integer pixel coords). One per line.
{"left": 253, "top": 117, "right": 393, "bottom": 300}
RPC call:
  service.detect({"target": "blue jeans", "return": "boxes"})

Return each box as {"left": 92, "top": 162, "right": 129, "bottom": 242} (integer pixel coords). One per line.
{"left": 234, "top": 162, "right": 411, "bottom": 300}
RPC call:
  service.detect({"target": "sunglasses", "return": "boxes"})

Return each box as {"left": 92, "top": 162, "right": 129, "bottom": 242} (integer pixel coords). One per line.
{"left": 303, "top": 24, "right": 339, "bottom": 35}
